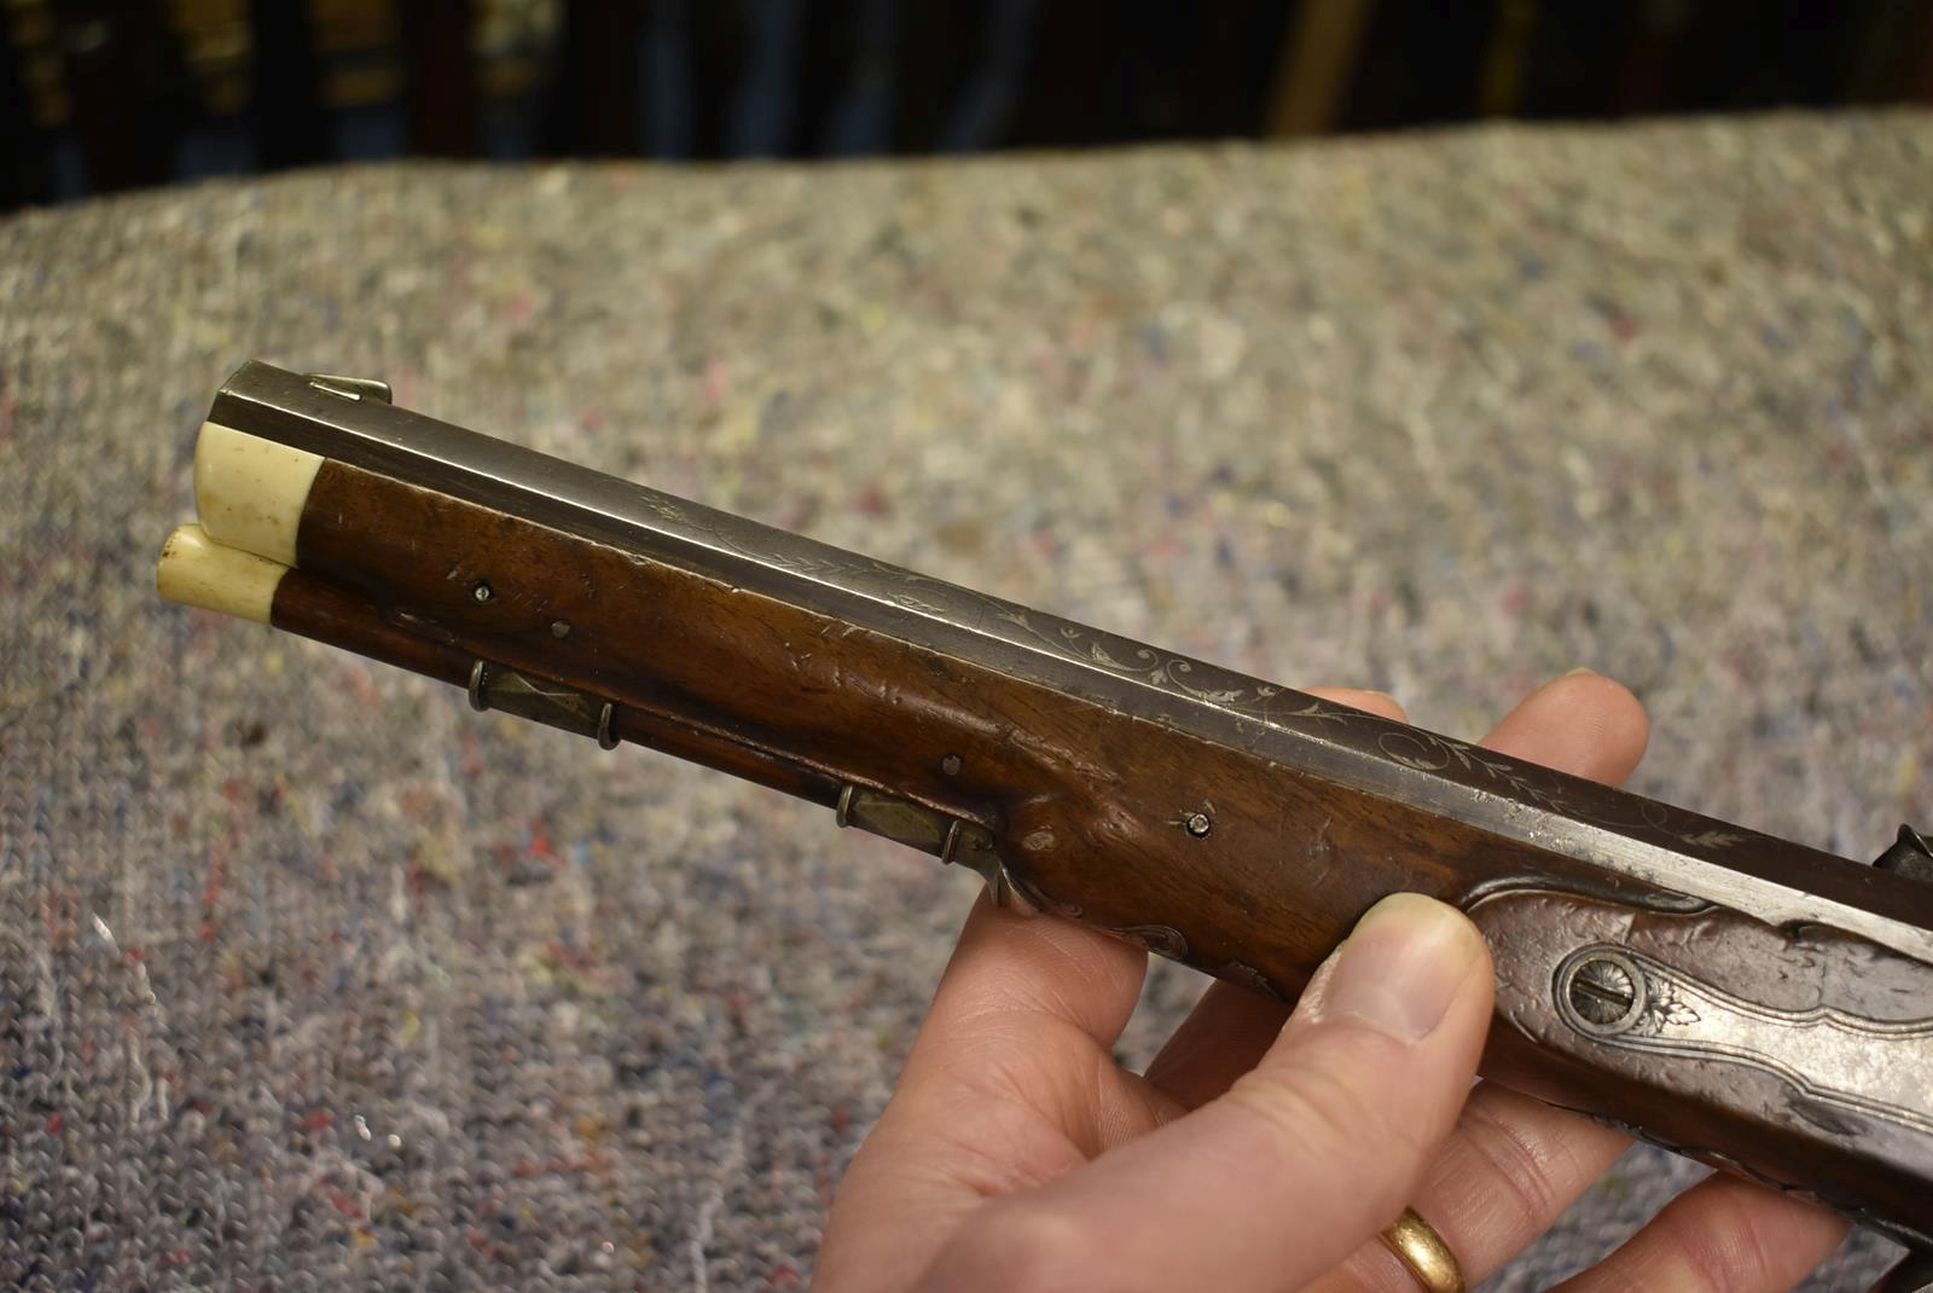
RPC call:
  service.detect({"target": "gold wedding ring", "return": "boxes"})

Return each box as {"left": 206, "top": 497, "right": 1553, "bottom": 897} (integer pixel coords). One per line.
{"left": 1379, "top": 1208, "right": 1465, "bottom": 1293}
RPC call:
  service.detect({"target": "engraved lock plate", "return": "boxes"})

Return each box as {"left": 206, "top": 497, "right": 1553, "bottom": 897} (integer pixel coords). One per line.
{"left": 1471, "top": 886, "right": 1933, "bottom": 1248}
{"left": 1551, "top": 943, "right": 1933, "bottom": 1134}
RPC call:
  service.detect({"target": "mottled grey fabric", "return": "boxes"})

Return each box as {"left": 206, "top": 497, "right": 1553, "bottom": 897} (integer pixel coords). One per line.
{"left": 3, "top": 114, "right": 1929, "bottom": 1290}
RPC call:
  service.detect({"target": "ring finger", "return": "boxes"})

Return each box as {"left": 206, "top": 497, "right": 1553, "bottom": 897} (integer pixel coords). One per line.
{"left": 1308, "top": 1085, "right": 1630, "bottom": 1291}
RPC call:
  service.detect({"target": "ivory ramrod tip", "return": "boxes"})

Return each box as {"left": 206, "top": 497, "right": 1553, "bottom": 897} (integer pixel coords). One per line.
{"left": 193, "top": 420, "right": 323, "bottom": 567}
{"left": 156, "top": 523, "right": 288, "bottom": 624}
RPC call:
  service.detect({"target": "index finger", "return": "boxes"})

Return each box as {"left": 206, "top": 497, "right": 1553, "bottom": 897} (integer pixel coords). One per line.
{"left": 815, "top": 899, "right": 1168, "bottom": 1293}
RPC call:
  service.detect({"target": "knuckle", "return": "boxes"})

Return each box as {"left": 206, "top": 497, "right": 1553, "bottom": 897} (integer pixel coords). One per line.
{"left": 1671, "top": 1188, "right": 1776, "bottom": 1293}
{"left": 1455, "top": 1097, "right": 1567, "bottom": 1233}
{"left": 938, "top": 1205, "right": 1105, "bottom": 1293}
{"left": 1228, "top": 1031, "right": 1429, "bottom": 1170}
{"left": 1575, "top": 1186, "right": 1781, "bottom": 1293}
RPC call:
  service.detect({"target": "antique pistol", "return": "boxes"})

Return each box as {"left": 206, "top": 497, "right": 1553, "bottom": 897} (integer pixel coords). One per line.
{"left": 157, "top": 361, "right": 1933, "bottom": 1269}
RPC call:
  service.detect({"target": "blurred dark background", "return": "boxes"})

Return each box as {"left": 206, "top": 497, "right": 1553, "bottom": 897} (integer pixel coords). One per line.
{"left": 5, "top": 0, "right": 1933, "bottom": 212}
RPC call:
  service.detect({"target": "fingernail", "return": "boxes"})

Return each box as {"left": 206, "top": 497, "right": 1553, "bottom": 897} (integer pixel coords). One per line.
{"left": 1562, "top": 666, "right": 1597, "bottom": 679}
{"left": 1311, "top": 895, "right": 1482, "bottom": 1042}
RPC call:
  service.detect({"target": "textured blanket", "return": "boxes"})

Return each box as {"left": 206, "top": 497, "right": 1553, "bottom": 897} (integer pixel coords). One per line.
{"left": 3, "top": 113, "right": 1929, "bottom": 1289}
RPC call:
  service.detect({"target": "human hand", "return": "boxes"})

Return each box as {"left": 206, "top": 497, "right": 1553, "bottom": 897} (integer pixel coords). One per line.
{"left": 814, "top": 672, "right": 1851, "bottom": 1291}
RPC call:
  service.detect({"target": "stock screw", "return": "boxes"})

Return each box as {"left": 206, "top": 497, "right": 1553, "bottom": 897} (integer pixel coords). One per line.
{"left": 1567, "top": 955, "right": 1638, "bottom": 1027}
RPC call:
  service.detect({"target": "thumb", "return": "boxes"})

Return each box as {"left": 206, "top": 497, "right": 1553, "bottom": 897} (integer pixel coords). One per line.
{"left": 920, "top": 895, "right": 1493, "bottom": 1293}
